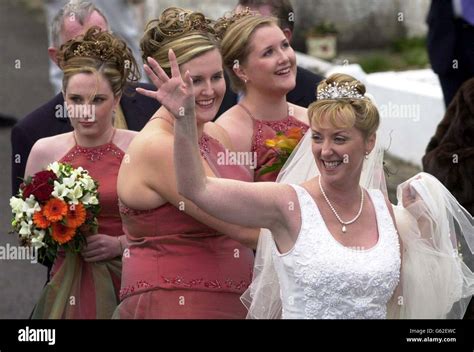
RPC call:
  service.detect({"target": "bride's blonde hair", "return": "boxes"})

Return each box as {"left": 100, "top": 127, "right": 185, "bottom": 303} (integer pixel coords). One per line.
{"left": 308, "top": 73, "right": 379, "bottom": 139}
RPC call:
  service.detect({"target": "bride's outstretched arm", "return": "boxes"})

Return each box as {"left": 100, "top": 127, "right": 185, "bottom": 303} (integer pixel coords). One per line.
{"left": 138, "top": 49, "right": 292, "bottom": 231}
{"left": 174, "top": 103, "right": 291, "bottom": 230}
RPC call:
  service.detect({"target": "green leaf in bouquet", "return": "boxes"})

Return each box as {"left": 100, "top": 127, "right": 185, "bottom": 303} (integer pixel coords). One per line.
{"left": 258, "top": 160, "right": 286, "bottom": 176}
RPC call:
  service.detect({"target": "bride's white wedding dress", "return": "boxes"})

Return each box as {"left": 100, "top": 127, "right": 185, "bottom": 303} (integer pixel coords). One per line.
{"left": 242, "top": 130, "right": 474, "bottom": 319}
{"left": 273, "top": 185, "right": 400, "bottom": 319}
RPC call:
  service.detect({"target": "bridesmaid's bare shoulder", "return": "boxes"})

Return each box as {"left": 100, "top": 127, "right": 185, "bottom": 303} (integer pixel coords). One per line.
{"left": 203, "top": 122, "right": 234, "bottom": 150}
{"left": 25, "top": 132, "right": 74, "bottom": 177}
{"left": 31, "top": 132, "right": 74, "bottom": 160}
{"left": 215, "top": 105, "right": 254, "bottom": 152}
{"left": 288, "top": 103, "right": 309, "bottom": 125}
{"left": 114, "top": 129, "right": 138, "bottom": 152}
{"left": 216, "top": 105, "right": 253, "bottom": 129}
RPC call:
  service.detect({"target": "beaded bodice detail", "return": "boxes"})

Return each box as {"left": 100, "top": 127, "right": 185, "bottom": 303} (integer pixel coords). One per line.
{"left": 61, "top": 142, "right": 124, "bottom": 163}
{"left": 272, "top": 185, "right": 401, "bottom": 319}
{"left": 239, "top": 104, "right": 309, "bottom": 182}
{"left": 61, "top": 129, "right": 124, "bottom": 163}
{"left": 198, "top": 133, "right": 211, "bottom": 160}
{"left": 59, "top": 130, "right": 125, "bottom": 233}
{"left": 251, "top": 116, "right": 309, "bottom": 152}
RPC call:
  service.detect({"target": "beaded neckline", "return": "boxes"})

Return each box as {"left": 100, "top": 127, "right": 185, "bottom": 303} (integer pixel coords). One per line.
{"left": 62, "top": 129, "right": 124, "bottom": 162}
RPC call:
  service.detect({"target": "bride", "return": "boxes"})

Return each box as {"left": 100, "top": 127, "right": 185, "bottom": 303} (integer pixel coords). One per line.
{"left": 139, "top": 50, "right": 474, "bottom": 319}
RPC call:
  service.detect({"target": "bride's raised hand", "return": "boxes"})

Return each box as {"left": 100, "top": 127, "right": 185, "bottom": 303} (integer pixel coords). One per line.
{"left": 401, "top": 176, "right": 423, "bottom": 208}
{"left": 136, "top": 49, "right": 195, "bottom": 119}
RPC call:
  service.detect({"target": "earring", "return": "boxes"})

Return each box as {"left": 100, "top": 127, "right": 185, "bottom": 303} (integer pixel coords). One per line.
{"left": 244, "top": 79, "right": 248, "bottom": 84}
{"left": 364, "top": 152, "right": 369, "bottom": 160}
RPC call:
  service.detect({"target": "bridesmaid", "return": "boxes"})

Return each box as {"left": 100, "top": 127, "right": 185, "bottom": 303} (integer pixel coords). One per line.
{"left": 215, "top": 10, "right": 309, "bottom": 181}
{"left": 113, "top": 7, "right": 258, "bottom": 319}
{"left": 25, "top": 27, "right": 140, "bottom": 318}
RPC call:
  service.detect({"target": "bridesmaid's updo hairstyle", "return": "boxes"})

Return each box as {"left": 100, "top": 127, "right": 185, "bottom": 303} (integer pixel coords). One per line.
{"left": 140, "top": 7, "right": 219, "bottom": 77}
{"left": 58, "top": 26, "right": 140, "bottom": 96}
{"left": 308, "top": 73, "right": 380, "bottom": 139}
{"left": 214, "top": 9, "right": 279, "bottom": 94}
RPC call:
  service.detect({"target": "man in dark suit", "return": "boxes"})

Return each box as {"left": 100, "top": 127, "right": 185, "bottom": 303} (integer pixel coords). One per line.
{"left": 0, "top": 114, "right": 16, "bottom": 127}
{"left": 11, "top": 1, "right": 160, "bottom": 195}
{"left": 216, "top": 0, "right": 324, "bottom": 117}
{"left": 427, "top": 0, "right": 474, "bottom": 107}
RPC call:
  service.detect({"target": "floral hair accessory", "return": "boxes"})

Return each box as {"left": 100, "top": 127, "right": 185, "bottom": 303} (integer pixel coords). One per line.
{"left": 214, "top": 7, "right": 255, "bottom": 39}
{"left": 73, "top": 40, "right": 115, "bottom": 61}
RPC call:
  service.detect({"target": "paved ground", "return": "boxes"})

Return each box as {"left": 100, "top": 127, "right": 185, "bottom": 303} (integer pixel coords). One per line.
{"left": 0, "top": 0, "right": 52, "bottom": 319}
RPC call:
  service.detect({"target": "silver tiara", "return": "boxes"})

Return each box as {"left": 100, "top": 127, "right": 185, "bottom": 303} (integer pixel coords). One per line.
{"left": 317, "top": 82, "right": 364, "bottom": 100}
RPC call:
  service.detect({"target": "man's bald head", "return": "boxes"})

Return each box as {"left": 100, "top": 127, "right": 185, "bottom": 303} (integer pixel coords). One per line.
{"left": 48, "top": 1, "right": 108, "bottom": 66}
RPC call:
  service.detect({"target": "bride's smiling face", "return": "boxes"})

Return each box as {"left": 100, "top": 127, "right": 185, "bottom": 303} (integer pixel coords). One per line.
{"left": 311, "top": 118, "right": 375, "bottom": 187}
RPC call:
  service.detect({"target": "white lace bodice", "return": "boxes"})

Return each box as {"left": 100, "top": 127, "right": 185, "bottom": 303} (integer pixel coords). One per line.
{"left": 272, "top": 185, "right": 401, "bottom": 319}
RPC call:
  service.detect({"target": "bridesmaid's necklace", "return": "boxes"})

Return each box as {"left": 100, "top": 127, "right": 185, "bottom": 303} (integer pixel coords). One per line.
{"left": 318, "top": 176, "right": 364, "bottom": 234}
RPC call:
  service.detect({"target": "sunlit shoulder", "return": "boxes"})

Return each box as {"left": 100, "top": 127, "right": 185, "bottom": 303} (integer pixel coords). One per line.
{"left": 215, "top": 105, "right": 254, "bottom": 152}
{"left": 26, "top": 132, "right": 75, "bottom": 177}
{"left": 113, "top": 129, "right": 138, "bottom": 152}
{"left": 203, "top": 122, "right": 233, "bottom": 150}
{"left": 288, "top": 103, "right": 309, "bottom": 125}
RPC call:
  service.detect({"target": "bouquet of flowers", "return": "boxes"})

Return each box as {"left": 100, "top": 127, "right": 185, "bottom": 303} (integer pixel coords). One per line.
{"left": 10, "top": 162, "right": 100, "bottom": 263}
{"left": 260, "top": 127, "right": 305, "bottom": 176}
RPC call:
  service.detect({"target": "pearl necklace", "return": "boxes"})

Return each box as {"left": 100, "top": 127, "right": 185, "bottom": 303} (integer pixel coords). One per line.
{"left": 318, "top": 176, "right": 364, "bottom": 234}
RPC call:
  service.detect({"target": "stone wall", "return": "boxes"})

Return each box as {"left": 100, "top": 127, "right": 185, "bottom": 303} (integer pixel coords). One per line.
{"left": 144, "top": 0, "right": 431, "bottom": 51}
{"left": 292, "top": 0, "right": 430, "bottom": 51}
{"left": 145, "top": 0, "right": 234, "bottom": 23}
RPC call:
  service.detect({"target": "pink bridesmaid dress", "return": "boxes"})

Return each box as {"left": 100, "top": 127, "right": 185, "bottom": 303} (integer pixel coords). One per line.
{"left": 114, "top": 132, "right": 255, "bottom": 319}
{"left": 240, "top": 104, "right": 309, "bottom": 182}
{"left": 32, "top": 130, "right": 125, "bottom": 319}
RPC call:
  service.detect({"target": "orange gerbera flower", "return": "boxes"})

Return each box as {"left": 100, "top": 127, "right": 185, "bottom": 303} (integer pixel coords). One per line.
{"left": 33, "top": 211, "right": 51, "bottom": 229}
{"left": 51, "top": 222, "right": 76, "bottom": 244}
{"left": 43, "top": 198, "right": 68, "bottom": 222}
{"left": 286, "top": 127, "right": 303, "bottom": 140}
{"left": 65, "top": 203, "right": 86, "bottom": 228}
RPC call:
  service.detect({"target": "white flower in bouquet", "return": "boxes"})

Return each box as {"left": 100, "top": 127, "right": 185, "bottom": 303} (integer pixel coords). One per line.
{"left": 23, "top": 196, "right": 41, "bottom": 216}
{"left": 52, "top": 181, "right": 68, "bottom": 199}
{"left": 47, "top": 161, "right": 61, "bottom": 176}
{"left": 10, "top": 197, "right": 25, "bottom": 220}
{"left": 31, "top": 229, "right": 46, "bottom": 248}
{"left": 68, "top": 184, "right": 84, "bottom": 205}
{"left": 81, "top": 192, "right": 99, "bottom": 205}
{"left": 10, "top": 161, "right": 101, "bottom": 264}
